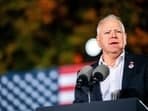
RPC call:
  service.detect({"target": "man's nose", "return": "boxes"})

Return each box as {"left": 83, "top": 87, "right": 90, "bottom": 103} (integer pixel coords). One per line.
{"left": 111, "top": 31, "right": 117, "bottom": 38}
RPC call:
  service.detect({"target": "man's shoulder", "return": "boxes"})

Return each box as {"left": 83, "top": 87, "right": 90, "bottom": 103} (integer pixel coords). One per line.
{"left": 125, "top": 51, "right": 148, "bottom": 63}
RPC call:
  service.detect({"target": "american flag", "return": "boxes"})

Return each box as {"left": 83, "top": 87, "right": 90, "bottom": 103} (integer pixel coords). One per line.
{"left": 0, "top": 64, "right": 84, "bottom": 111}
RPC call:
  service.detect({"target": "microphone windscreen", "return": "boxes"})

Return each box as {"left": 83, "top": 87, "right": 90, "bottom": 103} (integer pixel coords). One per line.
{"left": 76, "top": 65, "right": 93, "bottom": 87}
{"left": 77, "top": 65, "right": 93, "bottom": 81}
{"left": 92, "top": 64, "right": 109, "bottom": 81}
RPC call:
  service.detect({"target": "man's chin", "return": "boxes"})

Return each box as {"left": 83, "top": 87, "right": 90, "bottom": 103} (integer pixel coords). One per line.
{"left": 108, "top": 49, "right": 123, "bottom": 54}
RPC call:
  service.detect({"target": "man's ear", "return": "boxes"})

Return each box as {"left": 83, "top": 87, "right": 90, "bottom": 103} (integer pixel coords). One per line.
{"left": 124, "top": 33, "right": 127, "bottom": 46}
{"left": 96, "top": 35, "right": 101, "bottom": 48}
{"left": 96, "top": 35, "right": 99, "bottom": 43}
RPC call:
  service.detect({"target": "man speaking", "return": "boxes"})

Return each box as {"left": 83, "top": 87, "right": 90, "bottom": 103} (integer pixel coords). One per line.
{"left": 73, "top": 14, "right": 148, "bottom": 107}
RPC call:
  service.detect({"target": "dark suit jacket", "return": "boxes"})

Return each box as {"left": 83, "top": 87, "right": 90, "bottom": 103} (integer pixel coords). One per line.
{"left": 73, "top": 52, "right": 148, "bottom": 106}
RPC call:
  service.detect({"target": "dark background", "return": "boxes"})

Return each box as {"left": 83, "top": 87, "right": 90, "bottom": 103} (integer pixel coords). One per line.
{"left": 0, "top": 0, "right": 148, "bottom": 74}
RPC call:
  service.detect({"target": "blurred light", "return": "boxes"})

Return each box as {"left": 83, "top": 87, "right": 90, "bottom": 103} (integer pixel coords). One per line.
{"left": 13, "top": 75, "right": 21, "bottom": 82}
{"left": 8, "top": 82, "right": 14, "bottom": 90}
{"left": 37, "top": 72, "right": 46, "bottom": 81}
{"left": 44, "top": 78, "right": 52, "bottom": 85}
{"left": 26, "top": 86, "right": 33, "bottom": 93}
{"left": 7, "top": 93, "right": 14, "bottom": 101}
{"left": 2, "top": 88, "right": 8, "bottom": 96}
{"left": 49, "top": 70, "right": 58, "bottom": 80}
{"left": 25, "top": 73, "right": 33, "bottom": 81}
{"left": 31, "top": 92, "right": 39, "bottom": 98}
{"left": 50, "top": 82, "right": 58, "bottom": 91}
{"left": 38, "top": 97, "right": 45, "bottom": 104}
{"left": 31, "top": 91, "right": 40, "bottom": 98}
{"left": 1, "top": 76, "right": 8, "bottom": 84}
{"left": 19, "top": 92, "right": 26, "bottom": 100}
{"left": 7, "top": 105, "right": 14, "bottom": 111}
{"left": 1, "top": 100, "right": 8, "bottom": 107}
{"left": 50, "top": 95, "right": 57, "bottom": 103}
{"left": 31, "top": 103, "right": 39, "bottom": 109}
{"left": 19, "top": 81, "right": 27, "bottom": 88}
{"left": 32, "top": 79, "right": 39, "bottom": 87}
{"left": 13, "top": 98, "right": 20, "bottom": 106}
{"left": 85, "top": 38, "right": 101, "bottom": 56}
{"left": 19, "top": 104, "right": 27, "bottom": 111}
{"left": 13, "top": 87, "right": 21, "bottom": 95}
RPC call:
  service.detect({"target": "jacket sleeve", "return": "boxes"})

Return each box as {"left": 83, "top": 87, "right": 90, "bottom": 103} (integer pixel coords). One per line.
{"left": 144, "top": 58, "right": 148, "bottom": 107}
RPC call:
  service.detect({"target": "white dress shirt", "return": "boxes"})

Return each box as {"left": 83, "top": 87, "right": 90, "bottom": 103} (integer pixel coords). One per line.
{"left": 99, "top": 51, "right": 125, "bottom": 101}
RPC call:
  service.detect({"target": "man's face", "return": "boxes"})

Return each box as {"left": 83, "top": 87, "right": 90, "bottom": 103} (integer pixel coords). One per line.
{"left": 97, "top": 18, "right": 127, "bottom": 54}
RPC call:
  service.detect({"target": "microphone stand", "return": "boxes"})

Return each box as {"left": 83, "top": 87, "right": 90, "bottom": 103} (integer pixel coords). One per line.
{"left": 89, "top": 80, "right": 102, "bottom": 101}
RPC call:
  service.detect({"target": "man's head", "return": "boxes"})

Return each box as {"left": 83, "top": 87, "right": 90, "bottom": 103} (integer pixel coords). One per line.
{"left": 96, "top": 14, "right": 127, "bottom": 55}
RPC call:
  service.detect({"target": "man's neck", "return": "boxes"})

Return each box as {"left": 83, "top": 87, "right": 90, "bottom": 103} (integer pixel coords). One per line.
{"left": 102, "top": 51, "right": 122, "bottom": 67}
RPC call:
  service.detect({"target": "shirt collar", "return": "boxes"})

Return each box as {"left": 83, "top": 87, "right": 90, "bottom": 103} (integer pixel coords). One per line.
{"left": 99, "top": 50, "right": 125, "bottom": 68}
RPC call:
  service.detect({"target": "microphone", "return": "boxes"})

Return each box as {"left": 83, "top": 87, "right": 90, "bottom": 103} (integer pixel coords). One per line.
{"left": 111, "top": 89, "right": 120, "bottom": 100}
{"left": 91, "top": 64, "right": 109, "bottom": 84}
{"left": 74, "top": 65, "right": 93, "bottom": 103}
{"left": 89, "top": 64, "right": 109, "bottom": 101}
{"left": 76, "top": 65, "right": 93, "bottom": 88}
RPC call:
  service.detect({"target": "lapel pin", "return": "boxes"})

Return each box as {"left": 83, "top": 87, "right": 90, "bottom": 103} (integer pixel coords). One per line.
{"left": 128, "top": 61, "right": 134, "bottom": 69}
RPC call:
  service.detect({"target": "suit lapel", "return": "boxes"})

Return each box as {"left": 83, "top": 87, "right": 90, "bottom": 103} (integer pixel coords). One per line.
{"left": 122, "top": 52, "right": 136, "bottom": 89}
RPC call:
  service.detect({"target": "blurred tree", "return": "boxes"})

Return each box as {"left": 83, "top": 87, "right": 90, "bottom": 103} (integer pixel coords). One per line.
{"left": 0, "top": 0, "right": 147, "bottom": 74}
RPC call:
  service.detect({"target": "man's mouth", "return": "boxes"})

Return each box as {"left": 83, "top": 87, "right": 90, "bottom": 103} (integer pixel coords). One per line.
{"left": 109, "top": 42, "right": 119, "bottom": 45}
